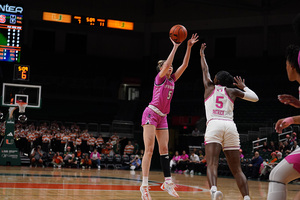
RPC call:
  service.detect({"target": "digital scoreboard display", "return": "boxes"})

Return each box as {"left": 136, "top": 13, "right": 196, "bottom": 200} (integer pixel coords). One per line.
{"left": 0, "top": 3, "right": 23, "bottom": 63}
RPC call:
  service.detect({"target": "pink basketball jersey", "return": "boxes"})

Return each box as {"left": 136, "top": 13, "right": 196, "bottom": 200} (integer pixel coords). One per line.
{"left": 148, "top": 73, "right": 176, "bottom": 115}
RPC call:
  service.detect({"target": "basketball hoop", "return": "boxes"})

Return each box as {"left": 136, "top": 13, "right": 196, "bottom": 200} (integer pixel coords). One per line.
{"left": 16, "top": 102, "right": 27, "bottom": 113}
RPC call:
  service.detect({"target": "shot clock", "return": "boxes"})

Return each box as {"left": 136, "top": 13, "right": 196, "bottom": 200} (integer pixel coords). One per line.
{"left": 13, "top": 64, "right": 29, "bottom": 81}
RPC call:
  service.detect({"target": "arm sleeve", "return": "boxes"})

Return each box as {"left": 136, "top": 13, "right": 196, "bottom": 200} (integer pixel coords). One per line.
{"left": 242, "top": 87, "right": 259, "bottom": 102}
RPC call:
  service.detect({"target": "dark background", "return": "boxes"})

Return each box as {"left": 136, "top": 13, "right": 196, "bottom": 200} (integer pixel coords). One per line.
{"left": 1, "top": 0, "right": 300, "bottom": 168}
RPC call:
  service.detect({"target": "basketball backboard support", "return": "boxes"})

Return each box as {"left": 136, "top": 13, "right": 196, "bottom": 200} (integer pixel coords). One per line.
{"left": 2, "top": 83, "right": 42, "bottom": 108}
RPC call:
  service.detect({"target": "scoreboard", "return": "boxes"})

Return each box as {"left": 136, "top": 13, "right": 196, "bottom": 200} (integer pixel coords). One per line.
{"left": 0, "top": 3, "right": 23, "bottom": 63}
{"left": 43, "top": 11, "right": 134, "bottom": 31}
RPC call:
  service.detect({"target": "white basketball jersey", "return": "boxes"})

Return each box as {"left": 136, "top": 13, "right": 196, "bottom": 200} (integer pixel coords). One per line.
{"left": 205, "top": 85, "right": 234, "bottom": 122}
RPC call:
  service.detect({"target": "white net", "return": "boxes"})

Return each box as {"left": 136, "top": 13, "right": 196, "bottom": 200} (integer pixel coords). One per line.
{"left": 17, "top": 102, "right": 27, "bottom": 113}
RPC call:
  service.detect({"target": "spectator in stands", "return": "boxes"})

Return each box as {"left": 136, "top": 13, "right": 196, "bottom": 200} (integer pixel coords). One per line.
{"left": 113, "top": 139, "right": 121, "bottom": 155}
{"left": 106, "top": 139, "right": 114, "bottom": 156}
{"left": 75, "top": 136, "right": 82, "bottom": 151}
{"left": 139, "top": 149, "right": 144, "bottom": 161}
{"left": 290, "top": 132, "right": 297, "bottom": 146}
{"left": 198, "top": 150, "right": 204, "bottom": 160}
{"left": 286, "top": 140, "right": 299, "bottom": 155}
{"left": 276, "top": 151, "right": 283, "bottom": 162}
{"left": 80, "top": 153, "right": 92, "bottom": 169}
{"left": 124, "top": 140, "right": 134, "bottom": 156}
{"left": 87, "top": 134, "right": 96, "bottom": 153}
{"left": 30, "top": 145, "right": 44, "bottom": 167}
{"left": 41, "top": 130, "right": 52, "bottom": 153}
{"left": 170, "top": 151, "right": 181, "bottom": 172}
{"left": 27, "top": 130, "right": 36, "bottom": 153}
{"left": 278, "top": 141, "right": 285, "bottom": 153}
{"left": 61, "top": 132, "right": 70, "bottom": 152}
{"left": 262, "top": 141, "right": 269, "bottom": 152}
{"left": 268, "top": 141, "right": 278, "bottom": 152}
{"left": 52, "top": 152, "right": 64, "bottom": 168}
{"left": 260, "top": 152, "right": 278, "bottom": 179}
{"left": 246, "top": 151, "right": 263, "bottom": 179}
{"left": 63, "top": 146, "right": 73, "bottom": 162}
{"left": 177, "top": 150, "right": 189, "bottom": 174}
{"left": 69, "top": 130, "right": 77, "bottom": 152}
{"left": 239, "top": 149, "right": 244, "bottom": 162}
{"left": 95, "top": 134, "right": 104, "bottom": 152}
{"left": 65, "top": 153, "right": 78, "bottom": 168}
{"left": 90, "top": 148, "right": 101, "bottom": 169}
{"left": 192, "top": 127, "right": 200, "bottom": 136}
{"left": 133, "top": 140, "right": 140, "bottom": 155}
{"left": 130, "top": 155, "right": 142, "bottom": 170}
{"left": 283, "top": 140, "right": 291, "bottom": 156}
{"left": 81, "top": 129, "right": 90, "bottom": 153}
{"left": 187, "top": 150, "right": 200, "bottom": 175}
{"left": 110, "top": 132, "right": 119, "bottom": 145}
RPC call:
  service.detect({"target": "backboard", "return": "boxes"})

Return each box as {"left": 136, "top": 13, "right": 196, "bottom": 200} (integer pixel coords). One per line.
{"left": 1, "top": 83, "right": 42, "bottom": 108}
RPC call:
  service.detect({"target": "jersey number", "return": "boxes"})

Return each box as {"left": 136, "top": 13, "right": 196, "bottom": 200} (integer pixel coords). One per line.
{"left": 216, "top": 96, "right": 224, "bottom": 108}
{"left": 167, "top": 91, "right": 173, "bottom": 100}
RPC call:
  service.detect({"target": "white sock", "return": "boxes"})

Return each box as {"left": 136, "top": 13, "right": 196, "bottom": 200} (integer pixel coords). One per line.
{"left": 142, "top": 176, "right": 148, "bottom": 186}
{"left": 267, "top": 182, "right": 286, "bottom": 200}
{"left": 244, "top": 195, "right": 251, "bottom": 200}
{"left": 210, "top": 186, "right": 217, "bottom": 192}
{"left": 165, "top": 177, "right": 172, "bottom": 184}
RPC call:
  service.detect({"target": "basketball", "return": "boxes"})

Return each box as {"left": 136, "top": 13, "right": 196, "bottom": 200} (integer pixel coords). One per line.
{"left": 169, "top": 24, "right": 188, "bottom": 44}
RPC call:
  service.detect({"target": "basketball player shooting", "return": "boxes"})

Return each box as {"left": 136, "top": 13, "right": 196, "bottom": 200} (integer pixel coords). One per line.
{"left": 200, "top": 43, "right": 259, "bottom": 200}
{"left": 140, "top": 33, "right": 198, "bottom": 200}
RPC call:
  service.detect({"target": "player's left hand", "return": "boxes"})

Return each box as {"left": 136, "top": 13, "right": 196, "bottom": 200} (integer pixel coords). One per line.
{"left": 278, "top": 94, "right": 300, "bottom": 108}
{"left": 233, "top": 76, "right": 246, "bottom": 90}
{"left": 187, "top": 33, "right": 199, "bottom": 47}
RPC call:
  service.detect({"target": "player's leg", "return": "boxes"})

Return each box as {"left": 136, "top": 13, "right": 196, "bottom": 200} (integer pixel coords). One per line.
{"left": 140, "top": 124, "right": 155, "bottom": 200}
{"left": 224, "top": 150, "right": 249, "bottom": 199}
{"left": 156, "top": 128, "right": 179, "bottom": 198}
{"left": 206, "top": 143, "right": 222, "bottom": 185}
{"left": 267, "top": 159, "right": 300, "bottom": 200}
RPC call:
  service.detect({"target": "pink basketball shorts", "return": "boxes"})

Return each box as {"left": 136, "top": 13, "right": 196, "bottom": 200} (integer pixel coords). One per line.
{"left": 141, "top": 107, "right": 168, "bottom": 129}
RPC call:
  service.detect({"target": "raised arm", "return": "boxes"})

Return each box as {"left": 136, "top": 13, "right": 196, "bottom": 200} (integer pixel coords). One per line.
{"left": 233, "top": 76, "right": 259, "bottom": 102}
{"left": 159, "top": 38, "right": 180, "bottom": 78}
{"left": 200, "top": 43, "right": 213, "bottom": 88}
{"left": 174, "top": 33, "right": 199, "bottom": 80}
{"left": 275, "top": 116, "right": 300, "bottom": 133}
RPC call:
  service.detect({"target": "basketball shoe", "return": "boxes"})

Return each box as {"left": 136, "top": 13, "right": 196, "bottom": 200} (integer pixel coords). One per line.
{"left": 211, "top": 190, "right": 223, "bottom": 200}
{"left": 160, "top": 181, "right": 179, "bottom": 198}
{"left": 140, "top": 186, "right": 152, "bottom": 200}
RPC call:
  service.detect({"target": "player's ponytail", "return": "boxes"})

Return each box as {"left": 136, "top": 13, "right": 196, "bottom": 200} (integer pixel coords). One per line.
{"left": 156, "top": 60, "right": 166, "bottom": 72}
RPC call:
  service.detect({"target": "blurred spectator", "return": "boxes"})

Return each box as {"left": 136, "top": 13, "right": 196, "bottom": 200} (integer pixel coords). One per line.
{"left": 121, "top": 154, "right": 141, "bottom": 170}
{"left": 81, "top": 153, "right": 92, "bottom": 169}
{"left": 61, "top": 132, "right": 70, "bottom": 152}
{"left": 41, "top": 130, "right": 52, "bottom": 153}
{"left": 81, "top": 130, "right": 90, "bottom": 153}
{"left": 262, "top": 141, "right": 269, "bottom": 152}
{"left": 30, "top": 145, "right": 44, "bottom": 167}
{"left": 170, "top": 151, "right": 181, "bottom": 172}
{"left": 75, "top": 136, "right": 82, "bottom": 151}
{"left": 187, "top": 151, "right": 200, "bottom": 175}
{"left": 124, "top": 140, "right": 134, "bottom": 156}
{"left": 69, "top": 130, "right": 77, "bottom": 152}
{"left": 246, "top": 151, "right": 263, "bottom": 179}
{"left": 113, "top": 139, "right": 122, "bottom": 155}
{"left": 63, "top": 146, "right": 73, "bottom": 162}
{"left": 52, "top": 152, "right": 64, "bottom": 168}
{"left": 65, "top": 153, "right": 78, "bottom": 168}
{"left": 90, "top": 148, "right": 101, "bottom": 169}
{"left": 133, "top": 140, "right": 140, "bottom": 155}
{"left": 278, "top": 141, "right": 285, "bottom": 153}
{"left": 268, "top": 141, "right": 277, "bottom": 152}
{"left": 286, "top": 141, "right": 300, "bottom": 155}
{"left": 87, "top": 135, "right": 96, "bottom": 152}
{"left": 110, "top": 132, "right": 119, "bottom": 145}
{"left": 259, "top": 152, "right": 278, "bottom": 179}
{"left": 177, "top": 150, "right": 189, "bottom": 174}
{"left": 95, "top": 134, "right": 104, "bottom": 152}
{"left": 138, "top": 149, "right": 144, "bottom": 161}
{"left": 192, "top": 127, "right": 200, "bottom": 136}
{"left": 290, "top": 132, "right": 297, "bottom": 145}
{"left": 239, "top": 149, "right": 244, "bottom": 162}
{"left": 283, "top": 140, "right": 291, "bottom": 156}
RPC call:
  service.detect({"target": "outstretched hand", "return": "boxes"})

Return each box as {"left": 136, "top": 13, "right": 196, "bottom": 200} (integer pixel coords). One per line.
{"left": 233, "top": 76, "right": 246, "bottom": 90}
{"left": 278, "top": 94, "right": 300, "bottom": 108}
{"left": 200, "top": 43, "right": 206, "bottom": 56}
{"left": 170, "top": 37, "right": 181, "bottom": 47}
{"left": 187, "top": 33, "right": 199, "bottom": 47}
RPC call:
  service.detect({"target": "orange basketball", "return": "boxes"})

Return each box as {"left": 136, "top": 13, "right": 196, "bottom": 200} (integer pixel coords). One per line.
{"left": 169, "top": 24, "right": 187, "bottom": 44}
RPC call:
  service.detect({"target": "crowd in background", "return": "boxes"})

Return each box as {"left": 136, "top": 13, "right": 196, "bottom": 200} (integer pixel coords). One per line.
{"left": 1, "top": 120, "right": 299, "bottom": 182}
{"left": 0, "top": 121, "right": 143, "bottom": 170}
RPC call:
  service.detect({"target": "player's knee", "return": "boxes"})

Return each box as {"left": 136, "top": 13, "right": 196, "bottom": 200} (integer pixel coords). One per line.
{"left": 269, "top": 168, "right": 277, "bottom": 181}
{"left": 145, "top": 147, "right": 154, "bottom": 156}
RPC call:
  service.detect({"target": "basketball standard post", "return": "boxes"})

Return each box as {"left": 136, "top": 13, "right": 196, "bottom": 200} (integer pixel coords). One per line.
{"left": 0, "top": 106, "right": 21, "bottom": 166}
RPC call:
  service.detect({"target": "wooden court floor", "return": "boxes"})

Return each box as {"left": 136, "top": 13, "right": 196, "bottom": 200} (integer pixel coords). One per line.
{"left": 0, "top": 166, "right": 298, "bottom": 200}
